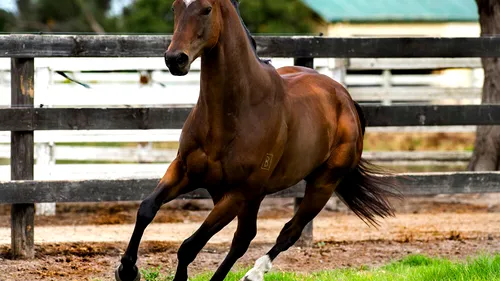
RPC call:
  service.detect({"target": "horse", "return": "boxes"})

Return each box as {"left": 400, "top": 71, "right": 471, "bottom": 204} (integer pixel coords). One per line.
{"left": 115, "top": 0, "right": 398, "bottom": 280}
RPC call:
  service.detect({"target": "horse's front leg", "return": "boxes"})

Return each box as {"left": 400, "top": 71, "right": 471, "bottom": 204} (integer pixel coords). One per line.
{"left": 115, "top": 159, "right": 194, "bottom": 281}
{"left": 173, "top": 191, "right": 245, "bottom": 281}
{"left": 210, "top": 197, "right": 263, "bottom": 281}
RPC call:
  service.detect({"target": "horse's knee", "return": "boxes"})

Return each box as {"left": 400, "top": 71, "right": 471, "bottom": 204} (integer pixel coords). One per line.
{"left": 137, "top": 197, "right": 160, "bottom": 225}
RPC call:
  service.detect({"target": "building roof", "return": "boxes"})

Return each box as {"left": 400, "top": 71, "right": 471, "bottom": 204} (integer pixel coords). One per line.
{"left": 302, "top": 0, "right": 479, "bottom": 22}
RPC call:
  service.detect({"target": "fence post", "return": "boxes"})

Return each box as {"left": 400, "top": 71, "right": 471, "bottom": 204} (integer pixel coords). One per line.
{"left": 293, "top": 57, "right": 314, "bottom": 247}
{"left": 35, "top": 66, "right": 56, "bottom": 216}
{"left": 331, "top": 58, "right": 347, "bottom": 86}
{"left": 381, "top": 69, "right": 392, "bottom": 105}
{"left": 10, "top": 58, "right": 35, "bottom": 259}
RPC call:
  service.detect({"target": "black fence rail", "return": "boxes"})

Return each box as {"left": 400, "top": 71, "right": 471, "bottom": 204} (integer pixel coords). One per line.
{"left": 2, "top": 105, "right": 500, "bottom": 131}
{"left": 2, "top": 172, "right": 500, "bottom": 204}
{"left": 1, "top": 35, "right": 500, "bottom": 257}
{"left": 2, "top": 35, "right": 500, "bottom": 57}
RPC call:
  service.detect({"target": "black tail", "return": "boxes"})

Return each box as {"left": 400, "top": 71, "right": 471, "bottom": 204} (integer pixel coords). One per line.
{"left": 335, "top": 102, "right": 401, "bottom": 226}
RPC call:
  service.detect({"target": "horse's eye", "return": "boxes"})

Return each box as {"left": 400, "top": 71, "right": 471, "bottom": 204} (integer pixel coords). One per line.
{"left": 202, "top": 7, "right": 212, "bottom": 15}
{"left": 171, "top": 6, "right": 175, "bottom": 12}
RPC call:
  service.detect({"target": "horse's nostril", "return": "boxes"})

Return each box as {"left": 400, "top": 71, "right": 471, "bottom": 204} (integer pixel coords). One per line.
{"left": 177, "top": 53, "right": 189, "bottom": 66}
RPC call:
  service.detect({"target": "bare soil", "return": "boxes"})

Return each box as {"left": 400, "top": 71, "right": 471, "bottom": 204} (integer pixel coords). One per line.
{"left": 0, "top": 195, "right": 499, "bottom": 281}
{"left": 1, "top": 194, "right": 498, "bottom": 228}
{"left": 0, "top": 239, "right": 498, "bottom": 281}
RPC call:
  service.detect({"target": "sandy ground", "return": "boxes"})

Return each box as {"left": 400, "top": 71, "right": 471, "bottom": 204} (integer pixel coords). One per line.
{"left": 0, "top": 195, "right": 499, "bottom": 280}
{"left": 1, "top": 213, "right": 499, "bottom": 245}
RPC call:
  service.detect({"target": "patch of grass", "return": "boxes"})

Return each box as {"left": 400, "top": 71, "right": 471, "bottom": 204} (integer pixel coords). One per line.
{"left": 382, "top": 164, "right": 467, "bottom": 173}
{"left": 55, "top": 142, "right": 180, "bottom": 149}
{"left": 363, "top": 132, "right": 475, "bottom": 152}
{"left": 141, "top": 254, "right": 500, "bottom": 281}
{"left": 54, "top": 160, "right": 170, "bottom": 165}
{"left": 56, "top": 142, "right": 132, "bottom": 147}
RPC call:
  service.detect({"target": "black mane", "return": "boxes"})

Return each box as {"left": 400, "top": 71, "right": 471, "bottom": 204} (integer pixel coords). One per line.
{"left": 230, "top": 0, "right": 270, "bottom": 64}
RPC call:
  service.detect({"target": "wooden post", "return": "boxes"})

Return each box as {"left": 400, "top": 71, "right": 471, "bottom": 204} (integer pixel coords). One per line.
{"left": 293, "top": 57, "right": 314, "bottom": 247}
{"left": 35, "top": 67, "right": 56, "bottom": 216}
{"left": 381, "top": 69, "right": 392, "bottom": 105}
{"left": 332, "top": 58, "right": 347, "bottom": 87}
{"left": 10, "top": 58, "right": 35, "bottom": 259}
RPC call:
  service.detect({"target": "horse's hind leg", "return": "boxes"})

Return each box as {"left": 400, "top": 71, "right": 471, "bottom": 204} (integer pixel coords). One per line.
{"left": 116, "top": 159, "right": 194, "bottom": 281}
{"left": 173, "top": 191, "right": 246, "bottom": 281}
{"left": 240, "top": 170, "right": 345, "bottom": 281}
{"left": 210, "top": 197, "right": 263, "bottom": 281}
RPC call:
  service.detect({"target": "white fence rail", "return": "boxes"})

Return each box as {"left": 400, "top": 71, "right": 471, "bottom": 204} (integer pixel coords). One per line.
{"left": 0, "top": 57, "right": 484, "bottom": 106}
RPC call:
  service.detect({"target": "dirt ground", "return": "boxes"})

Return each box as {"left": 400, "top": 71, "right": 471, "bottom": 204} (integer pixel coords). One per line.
{"left": 1, "top": 239, "right": 499, "bottom": 281}
{"left": 0, "top": 195, "right": 499, "bottom": 281}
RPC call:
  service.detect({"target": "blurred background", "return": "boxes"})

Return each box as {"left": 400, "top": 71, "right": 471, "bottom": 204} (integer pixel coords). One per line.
{"left": 0, "top": 0, "right": 320, "bottom": 34}
{"left": 0, "top": 0, "right": 479, "bottom": 36}
{"left": 0, "top": 1, "right": 490, "bottom": 204}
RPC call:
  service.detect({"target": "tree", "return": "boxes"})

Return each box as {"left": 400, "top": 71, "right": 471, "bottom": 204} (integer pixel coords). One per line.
{"left": 120, "top": 0, "right": 175, "bottom": 33}
{"left": 0, "top": 9, "right": 15, "bottom": 31}
{"left": 120, "top": 0, "right": 319, "bottom": 34}
{"left": 238, "top": 0, "right": 319, "bottom": 34}
{"left": 8, "top": 0, "right": 119, "bottom": 33}
{"left": 468, "top": 0, "right": 500, "bottom": 171}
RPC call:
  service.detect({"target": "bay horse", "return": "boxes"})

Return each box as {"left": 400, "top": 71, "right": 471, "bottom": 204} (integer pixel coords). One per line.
{"left": 115, "top": 0, "right": 398, "bottom": 280}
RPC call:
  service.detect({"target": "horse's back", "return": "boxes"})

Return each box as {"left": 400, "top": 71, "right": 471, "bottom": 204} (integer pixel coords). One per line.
{"left": 277, "top": 66, "right": 318, "bottom": 75}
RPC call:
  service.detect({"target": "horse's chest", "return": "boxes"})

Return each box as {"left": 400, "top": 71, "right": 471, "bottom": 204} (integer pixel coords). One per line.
{"left": 182, "top": 146, "right": 253, "bottom": 186}
{"left": 182, "top": 148, "right": 220, "bottom": 184}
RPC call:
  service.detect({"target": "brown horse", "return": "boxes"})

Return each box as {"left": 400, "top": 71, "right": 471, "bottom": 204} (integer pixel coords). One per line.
{"left": 115, "top": 0, "right": 398, "bottom": 281}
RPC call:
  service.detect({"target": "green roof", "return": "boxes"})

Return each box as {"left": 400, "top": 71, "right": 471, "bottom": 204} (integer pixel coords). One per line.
{"left": 302, "top": 0, "right": 479, "bottom": 22}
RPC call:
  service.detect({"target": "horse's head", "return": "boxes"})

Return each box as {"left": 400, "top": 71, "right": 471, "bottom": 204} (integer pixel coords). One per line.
{"left": 165, "top": 0, "right": 223, "bottom": 76}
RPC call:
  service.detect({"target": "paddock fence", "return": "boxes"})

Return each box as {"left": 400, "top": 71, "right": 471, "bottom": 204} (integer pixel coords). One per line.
{"left": 1, "top": 35, "right": 500, "bottom": 258}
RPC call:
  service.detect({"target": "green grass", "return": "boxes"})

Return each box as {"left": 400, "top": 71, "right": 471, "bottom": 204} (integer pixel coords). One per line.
{"left": 139, "top": 254, "right": 500, "bottom": 281}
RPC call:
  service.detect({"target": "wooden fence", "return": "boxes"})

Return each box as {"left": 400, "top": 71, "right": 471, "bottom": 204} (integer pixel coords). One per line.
{"left": 0, "top": 55, "right": 484, "bottom": 190}
{"left": 0, "top": 57, "right": 483, "bottom": 106}
{"left": 2, "top": 35, "right": 500, "bottom": 258}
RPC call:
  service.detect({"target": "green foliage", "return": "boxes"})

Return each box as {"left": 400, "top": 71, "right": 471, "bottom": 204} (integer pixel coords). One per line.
{"left": 238, "top": 0, "right": 318, "bottom": 34}
{"left": 119, "top": 0, "right": 318, "bottom": 34}
{"left": 141, "top": 266, "right": 170, "bottom": 280}
{"left": 0, "top": 9, "right": 15, "bottom": 31}
{"left": 1, "top": 0, "right": 319, "bottom": 34}
{"left": 2, "top": 0, "right": 120, "bottom": 33}
{"left": 142, "top": 254, "right": 500, "bottom": 281}
{"left": 120, "top": 0, "right": 175, "bottom": 33}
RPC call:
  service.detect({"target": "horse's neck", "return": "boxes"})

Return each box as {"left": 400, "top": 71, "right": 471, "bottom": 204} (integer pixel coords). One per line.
{"left": 198, "top": 10, "right": 271, "bottom": 132}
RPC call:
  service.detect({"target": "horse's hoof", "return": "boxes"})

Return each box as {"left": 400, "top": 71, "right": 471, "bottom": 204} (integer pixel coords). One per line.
{"left": 115, "top": 264, "right": 141, "bottom": 281}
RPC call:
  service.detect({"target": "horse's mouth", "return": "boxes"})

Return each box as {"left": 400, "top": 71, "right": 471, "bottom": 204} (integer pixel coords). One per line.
{"left": 169, "top": 68, "right": 189, "bottom": 76}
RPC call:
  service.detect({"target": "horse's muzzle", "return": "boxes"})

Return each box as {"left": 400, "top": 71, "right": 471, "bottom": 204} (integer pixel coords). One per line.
{"left": 165, "top": 51, "right": 190, "bottom": 76}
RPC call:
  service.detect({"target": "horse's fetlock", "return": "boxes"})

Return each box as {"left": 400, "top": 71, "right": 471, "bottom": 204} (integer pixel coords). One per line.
{"left": 120, "top": 255, "right": 136, "bottom": 268}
